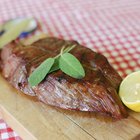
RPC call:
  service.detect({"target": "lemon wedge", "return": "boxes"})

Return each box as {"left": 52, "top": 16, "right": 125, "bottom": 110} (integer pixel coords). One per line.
{"left": 119, "top": 71, "right": 140, "bottom": 112}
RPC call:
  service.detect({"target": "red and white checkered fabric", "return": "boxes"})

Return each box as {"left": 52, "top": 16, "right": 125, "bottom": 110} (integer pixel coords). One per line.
{"left": 0, "top": 119, "right": 21, "bottom": 140}
{"left": 0, "top": 0, "right": 140, "bottom": 139}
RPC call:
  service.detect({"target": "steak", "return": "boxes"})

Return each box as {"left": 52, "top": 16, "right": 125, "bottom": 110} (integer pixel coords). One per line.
{"left": 0, "top": 37, "right": 128, "bottom": 119}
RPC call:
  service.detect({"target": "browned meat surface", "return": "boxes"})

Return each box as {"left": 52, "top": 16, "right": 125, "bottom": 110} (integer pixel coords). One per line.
{"left": 0, "top": 37, "right": 128, "bottom": 119}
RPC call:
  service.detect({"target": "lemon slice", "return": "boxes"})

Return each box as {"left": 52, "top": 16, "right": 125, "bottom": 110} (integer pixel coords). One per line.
{"left": 119, "top": 71, "right": 140, "bottom": 112}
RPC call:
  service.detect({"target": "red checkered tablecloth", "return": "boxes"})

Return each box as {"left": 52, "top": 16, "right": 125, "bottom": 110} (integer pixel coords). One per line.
{"left": 0, "top": 0, "right": 140, "bottom": 139}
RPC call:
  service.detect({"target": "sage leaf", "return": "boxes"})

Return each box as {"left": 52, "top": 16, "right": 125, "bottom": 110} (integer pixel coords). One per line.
{"left": 49, "top": 57, "right": 60, "bottom": 73}
{"left": 0, "top": 19, "right": 30, "bottom": 48}
{"left": 28, "top": 58, "right": 55, "bottom": 86}
{"left": 59, "top": 53, "right": 85, "bottom": 79}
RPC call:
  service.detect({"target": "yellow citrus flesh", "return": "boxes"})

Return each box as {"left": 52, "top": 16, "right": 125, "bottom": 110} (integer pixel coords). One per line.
{"left": 119, "top": 71, "right": 140, "bottom": 112}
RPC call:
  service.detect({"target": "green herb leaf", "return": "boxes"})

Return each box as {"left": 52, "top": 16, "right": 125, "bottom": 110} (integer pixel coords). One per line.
{"left": 59, "top": 53, "right": 85, "bottom": 79}
{"left": 0, "top": 19, "right": 31, "bottom": 48}
{"left": 49, "top": 57, "right": 60, "bottom": 73}
{"left": 28, "top": 45, "right": 85, "bottom": 86}
{"left": 28, "top": 58, "right": 55, "bottom": 86}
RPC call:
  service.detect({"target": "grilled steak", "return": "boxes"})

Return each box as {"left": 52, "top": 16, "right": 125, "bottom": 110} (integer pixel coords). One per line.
{"left": 0, "top": 37, "right": 128, "bottom": 119}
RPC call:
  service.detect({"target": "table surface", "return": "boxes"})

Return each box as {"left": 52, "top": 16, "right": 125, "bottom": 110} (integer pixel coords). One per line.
{"left": 0, "top": 0, "right": 140, "bottom": 139}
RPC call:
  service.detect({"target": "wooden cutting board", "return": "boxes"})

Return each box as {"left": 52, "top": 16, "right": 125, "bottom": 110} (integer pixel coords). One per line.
{"left": 0, "top": 75, "right": 140, "bottom": 140}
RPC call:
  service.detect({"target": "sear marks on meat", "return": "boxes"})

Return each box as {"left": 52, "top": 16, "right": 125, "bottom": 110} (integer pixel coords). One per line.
{"left": 0, "top": 37, "right": 128, "bottom": 119}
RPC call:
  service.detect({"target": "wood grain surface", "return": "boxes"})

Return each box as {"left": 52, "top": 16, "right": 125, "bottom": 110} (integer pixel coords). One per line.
{"left": 0, "top": 75, "right": 140, "bottom": 140}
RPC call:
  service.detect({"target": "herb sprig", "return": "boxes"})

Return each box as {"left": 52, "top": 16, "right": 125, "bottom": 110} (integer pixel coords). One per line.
{"left": 0, "top": 19, "right": 31, "bottom": 48}
{"left": 28, "top": 45, "right": 85, "bottom": 86}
